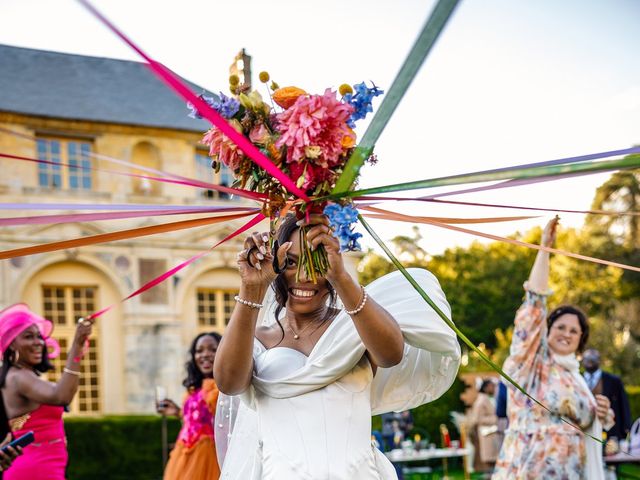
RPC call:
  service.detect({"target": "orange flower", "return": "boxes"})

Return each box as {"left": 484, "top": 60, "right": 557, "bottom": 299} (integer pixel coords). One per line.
{"left": 273, "top": 86, "right": 307, "bottom": 109}
{"left": 342, "top": 127, "right": 356, "bottom": 148}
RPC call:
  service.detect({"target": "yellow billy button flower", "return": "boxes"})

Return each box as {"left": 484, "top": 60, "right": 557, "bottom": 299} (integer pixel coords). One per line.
{"left": 229, "top": 74, "right": 240, "bottom": 86}
{"left": 259, "top": 71, "right": 270, "bottom": 83}
{"left": 270, "top": 81, "right": 280, "bottom": 91}
{"left": 339, "top": 84, "right": 353, "bottom": 96}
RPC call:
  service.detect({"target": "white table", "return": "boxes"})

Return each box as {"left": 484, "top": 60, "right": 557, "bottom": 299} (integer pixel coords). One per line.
{"left": 385, "top": 448, "right": 471, "bottom": 479}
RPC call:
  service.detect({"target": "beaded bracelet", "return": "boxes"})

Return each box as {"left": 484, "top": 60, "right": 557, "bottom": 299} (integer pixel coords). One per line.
{"left": 234, "top": 295, "right": 263, "bottom": 309}
{"left": 63, "top": 367, "right": 81, "bottom": 376}
{"left": 345, "top": 286, "right": 368, "bottom": 316}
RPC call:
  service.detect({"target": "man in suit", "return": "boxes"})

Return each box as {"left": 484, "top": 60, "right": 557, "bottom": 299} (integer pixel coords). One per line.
{"left": 582, "top": 349, "right": 632, "bottom": 440}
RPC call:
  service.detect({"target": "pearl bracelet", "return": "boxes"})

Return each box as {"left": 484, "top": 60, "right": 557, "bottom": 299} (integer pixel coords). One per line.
{"left": 234, "top": 295, "right": 263, "bottom": 309}
{"left": 345, "top": 286, "right": 368, "bottom": 316}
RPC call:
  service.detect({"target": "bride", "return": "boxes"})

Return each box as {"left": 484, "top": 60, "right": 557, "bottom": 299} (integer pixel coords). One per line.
{"left": 214, "top": 214, "right": 461, "bottom": 479}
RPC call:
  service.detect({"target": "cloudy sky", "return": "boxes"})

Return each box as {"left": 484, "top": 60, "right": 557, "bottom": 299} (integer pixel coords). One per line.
{"left": 1, "top": 0, "right": 638, "bottom": 254}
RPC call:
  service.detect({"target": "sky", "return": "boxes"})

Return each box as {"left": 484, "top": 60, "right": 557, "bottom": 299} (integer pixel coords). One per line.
{"left": 1, "top": 0, "right": 639, "bottom": 255}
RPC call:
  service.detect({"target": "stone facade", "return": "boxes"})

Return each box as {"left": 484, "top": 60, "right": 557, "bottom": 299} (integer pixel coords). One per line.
{"left": 0, "top": 101, "right": 361, "bottom": 415}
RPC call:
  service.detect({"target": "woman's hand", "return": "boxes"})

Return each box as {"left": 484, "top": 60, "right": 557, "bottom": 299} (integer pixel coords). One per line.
{"left": 541, "top": 216, "right": 559, "bottom": 248}
{"left": 527, "top": 217, "right": 559, "bottom": 293}
{"left": 0, "top": 433, "right": 22, "bottom": 473}
{"left": 156, "top": 398, "right": 180, "bottom": 417}
{"left": 299, "top": 214, "right": 347, "bottom": 284}
{"left": 595, "top": 394, "right": 612, "bottom": 424}
{"left": 237, "top": 231, "right": 292, "bottom": 289}
{"left": 72, "top": 318, "right": 94, "bottom": 350}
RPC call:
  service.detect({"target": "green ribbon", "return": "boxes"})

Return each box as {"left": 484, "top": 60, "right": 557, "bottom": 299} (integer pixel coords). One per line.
{"left": 332, "top": 0, "right": 461, "bottom": 195}
{"left": 332, "top": 154, "right": 640, "bottom": 199}
{"left": 359, "top": 214, "right": 604, "bottom": 444}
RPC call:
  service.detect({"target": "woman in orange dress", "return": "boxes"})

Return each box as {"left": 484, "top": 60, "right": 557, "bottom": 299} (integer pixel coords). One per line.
{"left": 158, "top": 332, "right": 221, "bottom": 480}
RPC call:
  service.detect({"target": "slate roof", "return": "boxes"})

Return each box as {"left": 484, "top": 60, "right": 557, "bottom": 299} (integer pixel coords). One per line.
{"left": 0, "top": 44, "right": 215, "bottom": 132}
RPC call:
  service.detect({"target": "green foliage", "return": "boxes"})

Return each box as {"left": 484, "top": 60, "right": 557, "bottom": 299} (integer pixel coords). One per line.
{"left": 463, "top": 327, "right": 512, "bottom": 373}
{"left": 427, "top": 237, "right": 535, "bottom": 349}
{"left": 410, "top": 378, "right": 466, "bottom": 442}
{"left": 358, "top": 249, "right": 395, "bottom": 285}
{"left": 627, "top": 385, "right": 640, "bottom": 422}
{"left": 65, "top": 415, "right": 181, "bottom": 480}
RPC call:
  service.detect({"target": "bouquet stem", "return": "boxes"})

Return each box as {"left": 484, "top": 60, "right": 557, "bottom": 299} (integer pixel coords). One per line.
{"left": 297, "top": 227, "right": 329, "bottom": 283}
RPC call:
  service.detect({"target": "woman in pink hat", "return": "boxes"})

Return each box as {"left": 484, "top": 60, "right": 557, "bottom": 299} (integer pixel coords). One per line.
{"left": 0, "top": 303, "right": 93, "bottom": 479}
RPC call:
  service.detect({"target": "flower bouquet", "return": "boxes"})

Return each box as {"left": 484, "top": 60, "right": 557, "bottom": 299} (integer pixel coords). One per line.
{"left": 192, "top": 72, "right": 382, "bottom": 282}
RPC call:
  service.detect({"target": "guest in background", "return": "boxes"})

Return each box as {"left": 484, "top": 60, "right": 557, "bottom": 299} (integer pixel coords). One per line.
{"left": 582, "top": 349, "right": 632, "bottom": 443}
{"left": 0, "top": 303, "right": 93, "bottom": 480}
{"left": 157, "top": 332, "right": 222, "bottom": 480}
{"left": 492, "top": 218, "right": 614, "bottom": 480}
{"left": 468, "top": 379, "right": 499, "bottom": 474}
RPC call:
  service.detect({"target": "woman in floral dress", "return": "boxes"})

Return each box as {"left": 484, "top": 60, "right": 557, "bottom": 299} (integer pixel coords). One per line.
{"left": 158, "top": 332, "right": 221, "bottom": 480}
{"left": 492, "top": 218, "right": 614, "bottom": 480}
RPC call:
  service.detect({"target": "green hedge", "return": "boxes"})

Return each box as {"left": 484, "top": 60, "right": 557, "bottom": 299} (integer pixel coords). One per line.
{"left": 628, "top": 385, "right": 640, "bottom": 423}
{"left": 65, "top": 415, "right": 181, "bottom": 480}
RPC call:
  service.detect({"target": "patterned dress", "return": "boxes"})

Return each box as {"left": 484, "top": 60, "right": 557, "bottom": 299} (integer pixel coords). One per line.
{"left": 163, "top": 379, "right": 220, "bottom": 480}
{"left": 492, "top": 288, "right": 596, "bottom": 480}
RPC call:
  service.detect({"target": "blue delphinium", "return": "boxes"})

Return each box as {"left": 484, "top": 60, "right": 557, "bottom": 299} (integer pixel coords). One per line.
{"left": 212, "top": 92, "right": 240, "bottom": 119}
{"left": 187, "top": 92, "right": 240, "bottom": 119}
{"left": 324, "top": 203, "right": 363, "bottom": 252}
{"left": 187, "top": 94, "right": 216, "bottom": 119}
{"left": 343, "top": 82, "right": 384, "bottom": 128}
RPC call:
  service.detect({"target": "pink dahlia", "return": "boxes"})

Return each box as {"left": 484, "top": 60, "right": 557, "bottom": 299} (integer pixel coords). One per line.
{"left": 275, "top": 89, "right": 354, "bottom": 168}
{"left": 201, "top": 121, "right": 244, "bottom": 171}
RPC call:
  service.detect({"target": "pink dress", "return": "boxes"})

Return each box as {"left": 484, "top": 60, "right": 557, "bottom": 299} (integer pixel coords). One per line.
{"left": 163, "top": 379, "right": 220, "bottom": 480}
{"left": 6, "top": 405, "right": 67, "bottom": 480}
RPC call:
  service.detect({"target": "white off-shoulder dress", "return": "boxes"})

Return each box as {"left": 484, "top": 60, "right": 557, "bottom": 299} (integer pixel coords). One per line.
{"left": 218, "top": 269, "right": 461, "bottom": 480}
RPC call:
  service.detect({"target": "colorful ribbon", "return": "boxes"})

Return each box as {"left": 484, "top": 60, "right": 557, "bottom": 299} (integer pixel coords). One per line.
{"left": 87, "top": 212, "right": 265, "bottom": 320}
{"left": 0, "top": 211, "right": 258, "bottom": 260}
{"left": 77, "top": 0, "right": 310, "bottom": 202}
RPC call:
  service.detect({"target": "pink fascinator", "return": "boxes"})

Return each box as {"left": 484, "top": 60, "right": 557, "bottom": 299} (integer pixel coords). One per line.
{"left": 0, "top": 303, "right": 60, "bottom": 359}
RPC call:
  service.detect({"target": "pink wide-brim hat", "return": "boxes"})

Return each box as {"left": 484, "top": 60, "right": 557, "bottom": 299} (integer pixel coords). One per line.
{"left": 0, "top": 303, "right": 60, "bottom": 359}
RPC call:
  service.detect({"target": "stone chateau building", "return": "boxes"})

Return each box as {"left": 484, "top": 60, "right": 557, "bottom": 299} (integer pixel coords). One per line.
{"left": 0, "top": 44, "right": 359, "bottom": 415}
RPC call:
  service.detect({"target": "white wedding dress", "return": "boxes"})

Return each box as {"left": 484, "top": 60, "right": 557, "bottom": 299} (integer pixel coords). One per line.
{"left": 218, "top": 269, "right": 461, "bottom": 480}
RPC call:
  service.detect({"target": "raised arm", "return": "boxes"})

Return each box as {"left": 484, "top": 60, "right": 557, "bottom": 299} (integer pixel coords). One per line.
{"left": 14, "top": 319, "right": 93, "bottom": 406}
{"left": 304, "top": 215, "right": 405, "bottom": 368}
{"left": 504, "top": 218, "right": 558, "bottom": 381}
{"left": 527, "top": 217, "right": 557, "bottom": 294}
{"left": 213, "top": 232, "right": 290, "bottom": 395}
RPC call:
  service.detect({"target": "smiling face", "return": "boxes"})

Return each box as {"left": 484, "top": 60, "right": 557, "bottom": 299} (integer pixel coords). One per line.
{"left": 11, "top": 324, "right": 45, "bottom": 367}
{"left": 547, "top": 313, "right": 582, "bottom": 356}
{"left": 194, "top": 335, "right": 219, "bottom": 377}
{"left": 282, "top": 228, "right": 331, "bottom": 316}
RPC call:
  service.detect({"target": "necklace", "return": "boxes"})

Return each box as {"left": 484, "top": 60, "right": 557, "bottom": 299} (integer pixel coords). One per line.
{"left": 287, "top": 319, "right": 325, "bottom": 340}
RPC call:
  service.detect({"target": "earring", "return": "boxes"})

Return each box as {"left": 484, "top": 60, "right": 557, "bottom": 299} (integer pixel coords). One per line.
{"left": 11, "top": 350, "right": 19, "bottom": 365}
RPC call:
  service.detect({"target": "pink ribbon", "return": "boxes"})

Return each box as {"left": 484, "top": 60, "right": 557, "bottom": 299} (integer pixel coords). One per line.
{"left": 0, "top": 151, "right": 266, "bottom": 201}
{"left": 87, "top": 212, "right": 265, "bottom": 320}
{"left": 0, "top": 206, "right": 258, "bottom": 227}
{"left": 77, "top": 0, "right": 310, "bottom": 203}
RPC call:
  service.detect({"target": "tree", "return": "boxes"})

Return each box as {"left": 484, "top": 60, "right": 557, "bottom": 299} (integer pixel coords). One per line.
{"left": 359, "top": 227, "right": 536, "bottom": 350}
{"left": 587, "top": 164, "right": 640, "bottom": 249}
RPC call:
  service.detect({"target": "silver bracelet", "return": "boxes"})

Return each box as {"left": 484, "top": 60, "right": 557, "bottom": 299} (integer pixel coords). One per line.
{"left": 345, "top": 286, "right": 368, "bottom": 316}
{"left": 234, "top": 295, "right": 263, "bottom": 309}
{"left": 63, "top": 367, "right": 81, "bottom": 376}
